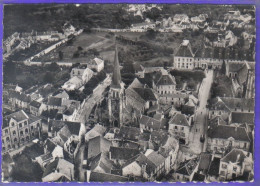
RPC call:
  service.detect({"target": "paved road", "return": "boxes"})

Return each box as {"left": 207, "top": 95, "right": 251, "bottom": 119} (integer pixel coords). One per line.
{"left": 75, "top": 76, "right": 111, "bottom": 123}
{"left": 75, "top": 143, "right": 87, "bottom": 182}
{"left": 187, "top": 70, "right": 214, "bottom": 154}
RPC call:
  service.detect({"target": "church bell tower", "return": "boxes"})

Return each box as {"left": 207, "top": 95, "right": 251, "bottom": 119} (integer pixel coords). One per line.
{"left": 108, "top": 41, "right": 124, "bottom": 128}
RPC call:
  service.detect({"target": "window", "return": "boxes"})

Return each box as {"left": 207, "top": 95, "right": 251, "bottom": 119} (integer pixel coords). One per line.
{"left": 8, "top": 145, "right": 11, "bottom": 149}
{"left": 233, "top": 166, "right": 237, "bottom": 172}
{"left": 5, "top": 129, "right": 8, "bottom": 134}
{"left": 21, "top": 138, "right": 24, "bottom": 142}
{"left": 6, "top": 137, "right": 10, "bottom": 142}
{"left": 3, "top": 147, "right": 5, "bottom": 151}
{"left": 26, "top": 136, "right": 30, "bottom": 141}
{"left": 175, "top": 126, "right": 178, "bottom": 130}
{"left": 13, "top": 131, "right": 16, "bottom": 136}
{"left": 25, "top": 129, "right": 28, "bottom": 133}
{"left": 244, "top": 143, "right": 247, "bottom": 148}
{"left": 11, "top": 122, "right": 14, "bottom": 127}
{"left": 178, "top": 58, "right": 180, "bottom": 62}
{"left": 31, "top": 126, "right": 34, "bottom": 130}
{"left": 2, "top": 139, "right": 4, "bottom": 144}
{"left": 19, "top": 123, "right": 22, "bottom": 128}
{"left": 220, "top": 171, "right": 226, "bottom": 176}
{"left": 222, "top": 164, "right": 227, "bottom": 169}
{"left": 14, "top": 138, "right": 17, "bottom": 142}
{"left": 24, "top": 121, "right": 27, "bottom": 125}
{"left": 181, "top": 127, "right": 184, "bottom": 131}
{"left": 37, "top": 123, "right": 40, "bottom": 127}
{"left": 20, "top": 131, "right": 24, "bottom": 136}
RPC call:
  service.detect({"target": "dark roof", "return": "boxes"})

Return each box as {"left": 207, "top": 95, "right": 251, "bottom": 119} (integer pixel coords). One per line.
{"left": 208, "top": 125, "right": 250, "bottom": 142}
{"left": 28, "top": 114, "right": 41, "bottom": 124}
{"left": 90, "top": 153, "right": 114, "bottom": 173}
{"left": 88, "top": 136, "right": 112, "bottom": 159}
{"left": 45, "top": 138, "right": 56, "bottom": 153}
{"left": 207, "top": 158, "right": 220, "bottom": 177}
{"left": 111, "top": 45, "right": 122, "bottom": 88}
{"left": 3, "top": 110, "right": 29, "bottom": 128}
{"left": 47, "top": 97, "right": 62, "bottom": 107}
{"left": 116, "top": 126, "right": 140, "bottom": 141}
{"left": 42, "top": 158, "right": 59, "bottom": 178}
{"left": 221, "top": 149, "right": 247, "bottom": 166}
{"left": 192, "top": 173, "right": 205, "bottom": 181}
{"left": 140, "top": 115, "right": 163, "bottom": 131}
{"left": 198, "top": 153, "right": 212, "bottom": 173}
{"left": 89, "top": 172, "right": 128, "bottom": 182}
{"left": 133, "top": 88, "right": 157, "bottom": 102}
{"left": 9, "top": 90, "right": 31, "bottom": 102}
{"left": 176, "top": 157, "right": 200, "bottom": 176}
{"left": 231, "top": 112, "right": 254, "bottom": 124}
{"left": 169, "top": 113, "right": 190, "bottom": 126}
{"left": 48, "top": 120, "right": 81, "bottom": 135}
{"left": 64, "top": 121, "right": 81, "bottom": 135}
{"left": 175, "top": 43, "right": 194, "bottom": 57}
{"left": 110, "top": 146, "right": 140, "bottom": 160}
{"left": 155, "top": 74, "right": 176, "bottom": 86}
{"left": 30, "top": 100, "right": 42, "bottom": 108}
{"left": 228, "top": 62, "right": 244, "bottom": 72}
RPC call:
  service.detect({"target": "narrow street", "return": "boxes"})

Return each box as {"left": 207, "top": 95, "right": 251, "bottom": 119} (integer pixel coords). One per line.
{"left": 187, "top": 69, "right": 214, "bottom": 154}
{"left": 76, "top": 75, "right": 111, "bottom": 123}
{"left": 75, "top": 143, "right": 86, "bottom": 182}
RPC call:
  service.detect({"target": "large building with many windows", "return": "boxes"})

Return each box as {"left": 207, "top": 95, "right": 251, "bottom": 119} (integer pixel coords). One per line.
{"left": 2, "top": 110, "right": 42, "bottom": 153}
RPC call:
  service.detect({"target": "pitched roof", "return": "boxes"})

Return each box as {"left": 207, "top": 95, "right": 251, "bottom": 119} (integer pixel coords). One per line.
{"left": 207, "top": 125, "right": 250, "bottom": 142}
{"left": 209, "top": 115, "right": 227, "bottom": 128}
{"left": 135, "top": 153, "right": 157, "bottom": 174}
{"left": 9, "top": 90, "right": 31, "bottom": 102}
{"left": 133, "top": 88, "right": 157, "bottom": 101}
{"left": 220, "top": 97, "right": 254, "bottom": 111}
{"left": 207, "top": 157, "right": 220, "bottom": 177}
{"left": 192, "top": 173, "right": 205, "bottom": 181}
{"left": 116, "top": 126, "right": 140, "bottom": 141}
{"left": 88, "top": 136, "right": 112, "bottom": 159}
{"left": 228, "top": 62, "right": 244, "bottom": 72}
{"left": 28, "top": 114, "right": 41, "bottom": 124}
{"left": 54, "top": 90, "right": 69, "bottom": 99}
{"left": 175, "top": 41, "right": 194, "bottom": 57}
{"left": 89, "top": 57, "right": 104, "bottom": 66}
{"left": 140, "top": 115, "right": 163, "bottom": 131}
{"left": 198, "top": 153, "right": 212, "bottom": 172}
{"left": 3, "top": 110, "right": 29, "bottom": 128}
{"left": 47, "top": 97, "right": 62, "bottom": 107}
{"left": 110, "top": 146, "right": 140, "bottom": 160}
{"left": 221, "top": 148, "right": 248, "bottom": 166}
{"left": 90, "top": 153, "right": 114, "bottom": 173}
{"left": 45, "top": 138, "right": 56, "bottom": 153}
{"left": 169, "top": 113, "right": 190, "bottom": 126}
{"left": 111, "top": 44, "right": 121, "bottom": 88}
{"left": 89, "top": 172, "right": 128, "bottom": 182}
{"left": 146, "top": 150, "right": 165, "bottom": 167}
{"left": 30, "top": 100, "right": 42, "bottom": 108}
{"left": 231, "top": 112, "right": 254, "bottom": 124}
{"left": 176, "top": 157, "right": 200, "bottom": 176}
{"left": 64, "top": 121, "right": 81, "bottom": 136}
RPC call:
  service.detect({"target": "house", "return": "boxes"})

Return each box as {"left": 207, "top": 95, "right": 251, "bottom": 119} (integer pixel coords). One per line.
{"left": 168, "top": 113, "right": 191, "bottom": 144}
{"left": 173, "top": 40, "right": 195, "bottom": 70}
{"left": 206, "top": 157, "right": 221, "bottom": 182}
{"left": 219, "top": 148, "right": 253, "bottom": 181}
{"left": 85, "top": 124, "right": 107, "bottom": 142}
{"left": 207, "top": 125, "right": 251, "bottom": 155}
{"left": 53, "top": 90, "right": 69, "bottom": 101}
{"left": 62, "top": 76, "right": 83, "bottom": 91}
{"left": 191, "top": 14, "right": 207, "bottom": 23}
{"left": 174, "top": 157, "right": 200, "bottom": 181}
{"left": 29, "top": 100, "right": 45, "bottom": 116}
{"left": 88, "top": 136, "right": 112, "bottom": 159}
{"left": 173, "top": 14, "right": 189, "bottom": 23}
{"left": 46, "top": 96, "right": 65, "bottom": 112}
{"left": 88, "top": 57, "right": 104, "bottom": 72}
{"left": 42, "top": 158, "right": 74, "bottom": 182}
{"left": 208, "top": 97, "right": 254, "bottom": 120}
{"left": 197, "top": 153, "right": 212, "bottom": 175}
{"left": 115, "top": 126, "right": 141, "bottom": 142}
{"left": 62, "top": 101, "right": 80, "bottom": 122}
{"left": 229, "top": 112, "right": 254, "bottom": 125}
{"left": 109, "top": 146, "right": 140, "bottom": 166}
{"left": 70, "top": 67, "right": 94, "bottom": 83}
{"left": 139, "top": 114, "right": 167, "bottom": 132}
{"left": 2, "top": 110, "right": 41, "bottom": 153}
{"left": 88, "top": 153, "right": 115, "bottom": 174}
{"left": 9, "top": 90, "right": 31, "bottom": 110}
{"left": 87, "top": 171, "right": 129, "bottom": 182}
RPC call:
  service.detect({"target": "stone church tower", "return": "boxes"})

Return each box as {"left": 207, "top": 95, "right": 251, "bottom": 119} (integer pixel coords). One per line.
{"left": 108, "top": 43, "right": 125, "bottom": 127}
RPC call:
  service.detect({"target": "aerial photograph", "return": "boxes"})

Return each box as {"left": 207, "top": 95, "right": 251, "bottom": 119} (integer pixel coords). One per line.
{"left": 2, "top": 4, "right": 255, "bottom": 182}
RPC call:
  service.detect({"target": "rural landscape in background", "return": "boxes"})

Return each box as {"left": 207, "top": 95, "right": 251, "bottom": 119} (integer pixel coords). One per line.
{"left": 2, "top": 4, "right": 255, "bottom": 182}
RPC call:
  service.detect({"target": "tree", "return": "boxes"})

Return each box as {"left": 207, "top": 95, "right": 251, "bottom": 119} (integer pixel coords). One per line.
{"left": 43, "top": 72, "right": 55, "bottom": 83}
{"left": 59, "top": 51, "right": 64, "bottom": 60}
{"left": 47, "top": 62, "right": 60, "bottom": 72}
{"left": 78, "top": 46, "right": 83, "bottom": 51}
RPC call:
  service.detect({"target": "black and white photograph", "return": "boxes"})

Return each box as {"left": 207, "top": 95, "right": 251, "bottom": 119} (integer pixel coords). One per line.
{"left": 2, "top": 4, "right": 255, "bottom": 182}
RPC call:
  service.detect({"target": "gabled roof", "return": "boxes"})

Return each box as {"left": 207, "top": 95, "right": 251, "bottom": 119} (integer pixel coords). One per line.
{"left": 175, "top": 40, "right": 194, "bottom": 57}
{"left": 228, "top": 62, "right": 244, "bottom": 73}
{"left": 140, "top": 115, "right": 163, "bottom": 131}
{"left": 221, "top": 148, "right": 248, "bottom": 166}
{"left": 54, "top": 90, "right": 69, "bottom": 99}
{"left": 28, "top": 114, "right": 41, "bottom": 124}
{"left": 88, "top": 136, "right": 112, "bottom": 159}
{"left": 90, "top": 153, "right": 114, "bottom": 173}
{"left": 207, "top": 157, "right": 220, "bottom": 177}
{"left": 207, "top": 125, "right": 250, "bottom": 142}
{"left": 89, "top": 171, "right": 128, "bottom": 182}
{"left": 231, "top": 112, "right": 254, "bottom": 124}
{"left": 3, "top": 110, "right": 29, "bottom": 128}
{"left": 116, "top": 126, "right": 141, "bottom": 141}
{"left": 169, "top": 113, "right": 190, "bottom": 126}
{"left": 133, "top": 88, "right": 157, "bottom": 101}
{"left": 209, "top": 115, "right": 227, "bottom": 128}
{"left": 47, "top": 97, "right": 62, "bottom": 107}
{"left": 176, "top": 157, "right": 200, "bottom": 176}
{"left": 30, "top": 100, "right": 42, "bottom": 108}
{"left": 65, "top": 121, "right": 81, "bottom": 136}
{"left": 110, "top": 146, "right": 140, "bottom": 160}
{"left": 89, "top": 57, "right": 104, "bottom": 66}
{"left": 220, "top": 97, "right": 254, "bottom": 111}
{"left": 9, "top": 90, "right": 31, "bottom": 102}
{"left": 146, "top": 150, "right": 165, "bottom": 167}
{"left": 44, "top": 138, "right": 56, "bottom": 153}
